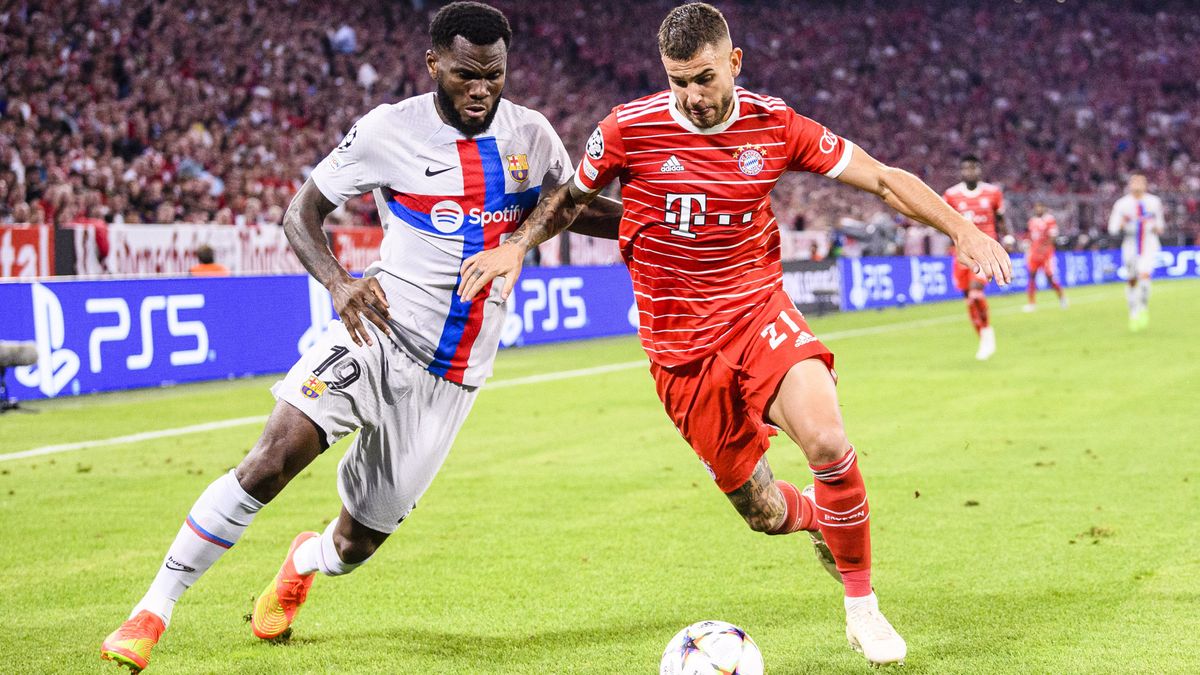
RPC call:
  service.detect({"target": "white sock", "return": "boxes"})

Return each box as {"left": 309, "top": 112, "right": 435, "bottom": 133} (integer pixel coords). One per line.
{"left": 1137, "top": 279, "right": 1151, "bottom": 310}
{"left": 845, "top": 591, "right": 879, "bottom": 612}
{"left": 293, "top": 517, "right": 370, "bottom": 577}
{"left": 131, "top": 470, "right": 263, "bottom": 625}
{"left": 1126, "top": 284, "right": 1138, "bottom": 316}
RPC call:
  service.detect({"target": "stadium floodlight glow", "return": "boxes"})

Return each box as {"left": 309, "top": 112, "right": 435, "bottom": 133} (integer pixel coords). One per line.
{"left": 0, "top": 341, "right": 38, "bottom": 413}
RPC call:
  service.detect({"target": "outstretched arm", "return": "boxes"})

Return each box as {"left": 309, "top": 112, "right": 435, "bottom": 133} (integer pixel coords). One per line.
{"left": 566, "top": 193, "right": 622, "bottom": 240}
{"left": 836, "top": 146, "right": 1012, "bottom": 285}
{"left": 457, "top": 181, "right": 599, "bottom": 300}
{"left": 283, "top": 179, "right": 391, "bottom": 347}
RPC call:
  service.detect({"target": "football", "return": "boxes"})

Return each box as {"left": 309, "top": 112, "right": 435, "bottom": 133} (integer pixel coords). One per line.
{"left": 660, "top": 621, "right": 764, "bottom": 675}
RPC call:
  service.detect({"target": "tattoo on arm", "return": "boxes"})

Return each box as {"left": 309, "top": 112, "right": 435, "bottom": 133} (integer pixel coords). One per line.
{"left": 506, "top": 182, "right": 594, "bottom": 250}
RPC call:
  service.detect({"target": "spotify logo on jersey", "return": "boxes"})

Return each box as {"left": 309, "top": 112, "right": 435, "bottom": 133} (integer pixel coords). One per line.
{"left": 430, "top": 200, "right": 465, "bottom": 234}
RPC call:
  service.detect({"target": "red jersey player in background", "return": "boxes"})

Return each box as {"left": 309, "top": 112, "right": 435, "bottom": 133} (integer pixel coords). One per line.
{"left": 942, "top": 155, "right": 1010, "bottom": 360}
{"left": 1023, "top": 202, "right": 1067, "bottom": 311}
{"left": 458, "top": 2, "right": 1010, "bottom": 667}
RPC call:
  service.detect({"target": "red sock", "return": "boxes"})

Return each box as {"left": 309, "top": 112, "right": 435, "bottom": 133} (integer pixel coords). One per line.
{"left": 1049, "top": 276, "right": 1063, "bottom": 298}
{"left": 1026, "top": 279, "right": 1036, "bottom": 304}
{"left": 965, "top": 299, "right": 982, "bottom": 334}
{"left": 974, "top": 296, "right": 990, "bottom": 328}
{"left": 767, "top": 480, "right": 816, "bottom": 535}
{"left": 810, "top": 447, "right": 872, "bottom": 597}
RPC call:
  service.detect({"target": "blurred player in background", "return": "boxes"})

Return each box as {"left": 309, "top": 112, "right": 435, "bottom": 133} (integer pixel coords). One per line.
{"left": 1107, "top": 174, "right": 1164, "bottom": 331}
{"left": 457, "top": 2, "right": 1011, "bottom": 667}
{"left": 100, "top": 3, "right": 619, "bottom": 672}
{"left": 942, "top": 155, "right": 1009, "bottom": 360}
{"left": 1022, "top": 202, "right": 1066, "bottom": 311}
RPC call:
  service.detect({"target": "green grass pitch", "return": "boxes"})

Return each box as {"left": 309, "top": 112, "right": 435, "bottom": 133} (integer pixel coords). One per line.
{"left": 1, "top": 280, "right": 1197, "bottom": 674}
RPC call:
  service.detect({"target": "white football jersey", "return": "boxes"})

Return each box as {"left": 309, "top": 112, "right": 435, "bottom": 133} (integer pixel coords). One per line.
{"left": 1108, "top": 193, "right": 1165, "bottom": 256}
{"left": 310, "top": 93, "right": 572, "bottom": 386}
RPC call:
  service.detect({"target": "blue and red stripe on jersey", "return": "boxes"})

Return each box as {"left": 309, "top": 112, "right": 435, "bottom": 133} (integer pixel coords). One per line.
{"left": 1136, "top": 201, "right": 1146, "bottom": 255}
{"left": 384, "top": 137, "right": 540, "bottom": 384}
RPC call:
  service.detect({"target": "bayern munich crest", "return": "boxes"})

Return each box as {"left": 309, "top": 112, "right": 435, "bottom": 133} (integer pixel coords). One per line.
{"left": 733, "top": 144, "right": 767, "bottom": 176}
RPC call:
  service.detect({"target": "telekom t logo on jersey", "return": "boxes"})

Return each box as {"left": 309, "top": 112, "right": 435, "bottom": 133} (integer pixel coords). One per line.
{"left": 664, "top": 193, "right": 754, "bottom": 239}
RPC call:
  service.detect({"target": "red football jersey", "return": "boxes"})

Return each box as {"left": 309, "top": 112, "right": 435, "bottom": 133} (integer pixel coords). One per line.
{"left": 573, "top": 87, "right": 852, "bottom": 366}
{"left": 1026, "top": 214, "right": 1058, "bottom": 260}
{"left": 942, "top": 182, "right": 1004, "bottom": 240}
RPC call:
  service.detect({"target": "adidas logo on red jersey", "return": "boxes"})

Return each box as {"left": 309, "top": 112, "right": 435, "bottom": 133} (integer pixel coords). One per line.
{"left": 659, "top": 155, "right": 685, "bottom": 173}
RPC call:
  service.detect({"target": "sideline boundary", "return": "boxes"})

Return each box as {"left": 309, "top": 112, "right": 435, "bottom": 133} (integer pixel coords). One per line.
{"left": 0, "top": 288, "right": 1112, "bottom": 463}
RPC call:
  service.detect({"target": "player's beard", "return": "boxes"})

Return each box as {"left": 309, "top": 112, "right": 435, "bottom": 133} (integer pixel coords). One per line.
{"left": 436, "top": 83, "right": 501, "bottom": 137}
{"left": 692, "top": 89, "right": 735, "bottom": 129}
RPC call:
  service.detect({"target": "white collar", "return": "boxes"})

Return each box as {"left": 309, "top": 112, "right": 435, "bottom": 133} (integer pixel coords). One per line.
{"left": 957, "top": 182, "right": 985, "bottom": 197}
{"left": 668, "top": 88, "right": 741, "bottom": 135}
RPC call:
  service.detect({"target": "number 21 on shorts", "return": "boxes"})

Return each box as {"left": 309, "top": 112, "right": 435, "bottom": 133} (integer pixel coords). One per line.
{"left": 760, "top": 310, "right": 803, "bottom": 350}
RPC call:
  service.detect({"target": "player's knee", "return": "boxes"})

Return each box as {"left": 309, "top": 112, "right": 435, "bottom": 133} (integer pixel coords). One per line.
{"left": 333, "top": 531, "right": 379, "bottom": 566}
{"left": 235, "top": 439, "right": 293, "bottom": 503}
{"left": 804, "top": 430, "right": 851, "bottom": 467}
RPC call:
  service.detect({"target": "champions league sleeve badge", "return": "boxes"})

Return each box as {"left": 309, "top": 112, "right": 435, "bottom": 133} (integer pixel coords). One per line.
{"left": 733, "top": 144, "right": 767, "bottom": 176}
{"left": 586, "top": 127, "right": 605, "bottom": 160}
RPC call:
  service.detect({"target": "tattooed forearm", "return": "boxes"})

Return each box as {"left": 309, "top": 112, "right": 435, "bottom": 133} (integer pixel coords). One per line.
{"left": 507, "top": 182, "right": 592, "bottom": 250}
{"left": 725, "top": 458, "right": 786, "bottom": 533}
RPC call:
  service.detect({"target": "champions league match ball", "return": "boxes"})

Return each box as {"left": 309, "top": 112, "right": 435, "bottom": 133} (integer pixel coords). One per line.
{"left": 660, "top": 621, "right": 765, "bottom": 675}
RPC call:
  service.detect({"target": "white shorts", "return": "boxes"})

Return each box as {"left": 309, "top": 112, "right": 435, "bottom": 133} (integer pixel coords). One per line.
{"left": 272, "top": 320, "right": 478, "bottom": 534}
{"left": 1121, "top": 241, "right": 1159, "bottom": 278}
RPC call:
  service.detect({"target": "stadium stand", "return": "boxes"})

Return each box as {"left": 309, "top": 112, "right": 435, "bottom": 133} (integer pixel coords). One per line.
{"left": 1, "top": 0, "right": 1197, "bottom": 245}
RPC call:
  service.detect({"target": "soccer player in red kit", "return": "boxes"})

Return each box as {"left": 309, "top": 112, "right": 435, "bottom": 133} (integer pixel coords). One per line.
{"left": 942, "top": 155, "right": 1009, "bottom": 360}
{"left": 1023, "top": 202, "right": 1067, "bottom": 311}
{"left": 458, "top": 3, "right": 1010, "bottom": 666}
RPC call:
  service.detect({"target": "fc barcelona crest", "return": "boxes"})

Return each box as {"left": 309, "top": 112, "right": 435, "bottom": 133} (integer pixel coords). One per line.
{"left": 506, "top": 153, "right": 529, "bottom": 182}
{"left": 300, "top": 374, "right": 327, "bottom": 400}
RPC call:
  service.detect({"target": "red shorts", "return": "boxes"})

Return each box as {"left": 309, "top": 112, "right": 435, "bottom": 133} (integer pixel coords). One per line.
{"left": 1027, "top": 255, "right": 1054, "bottom": 275}
{"left": 650, "top": 289, "right": 835, "bottom": 493}
{"left": 952, "top": 258, "right": 987, "bottom": 292}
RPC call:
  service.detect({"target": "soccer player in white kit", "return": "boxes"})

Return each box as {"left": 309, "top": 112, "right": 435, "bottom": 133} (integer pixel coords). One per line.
{"left": 100, "top": 4, "right": 619, "bottom": 671}
{"left": 1107, "top": 174, "right": 1165, "bottom": 331}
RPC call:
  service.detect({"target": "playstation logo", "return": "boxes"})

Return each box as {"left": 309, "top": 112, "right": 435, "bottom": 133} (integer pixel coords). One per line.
{"left": 14, "top": 283, "right": 80, "bottom": 397}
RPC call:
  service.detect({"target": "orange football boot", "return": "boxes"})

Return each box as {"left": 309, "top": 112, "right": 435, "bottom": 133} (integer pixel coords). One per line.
{"left": 100, "top": 610, "right": 166, "bottom": 672}
{"left": 251, "top": 531, "right": 320, "bottom": 639}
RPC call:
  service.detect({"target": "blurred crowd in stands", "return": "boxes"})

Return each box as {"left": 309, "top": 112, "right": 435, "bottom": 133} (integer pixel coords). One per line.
{"left": 1, "top": 0, "right": 1198, "bottom": 248}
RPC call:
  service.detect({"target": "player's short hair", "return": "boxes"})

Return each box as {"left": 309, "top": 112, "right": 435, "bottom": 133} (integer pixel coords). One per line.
{"left": 960, "top": 153, "right": 981, "bottom": 164}
{"left": 430, "top": 1, "right": 511, "bottom": 52}
{"left": 657, "top": 2, "right": 731, "bottom": 61}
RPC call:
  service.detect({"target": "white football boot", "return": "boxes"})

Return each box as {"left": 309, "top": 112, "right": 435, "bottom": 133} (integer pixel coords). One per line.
{"left": 845, "top": 593, "right": 907, "bottom": 667}
{"left": 800, "top": 485, "right": 841, "bottom": 583}
{"left": 1022, "top": 303, "right": 1036, "bottom": 313}
{"left": 975, "top": 326, "right": 996, "bottom": 361}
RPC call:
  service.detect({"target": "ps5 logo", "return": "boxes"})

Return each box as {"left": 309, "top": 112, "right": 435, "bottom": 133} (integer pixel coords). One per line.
{"left": 500, "top": 276, "right": 587, "bottom": 347}
{"left": 15, "top": 284, "right": 81, "bottom": 397}
{"left": 14, "top": 283, "right": 211, "bottom": 398}
{"left": 87, "top": 294, "right": 209, "bottom": 371}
